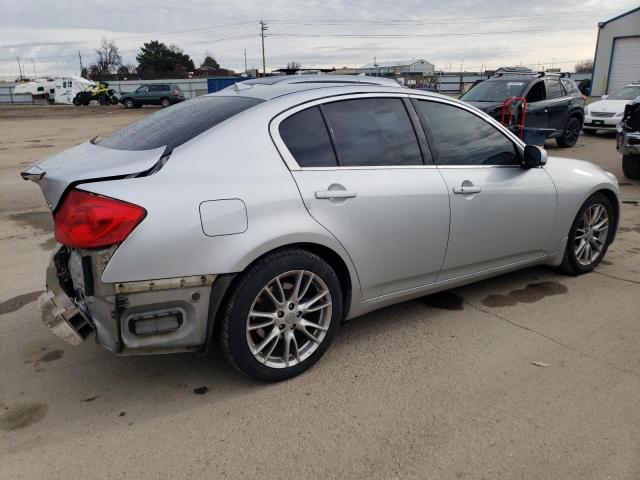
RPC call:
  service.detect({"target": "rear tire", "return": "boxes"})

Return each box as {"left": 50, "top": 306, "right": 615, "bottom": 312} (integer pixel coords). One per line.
{"left": 622, "top": 155, "right": 640, "bottom": 180}
{"left": 559, "top": 193, "right": 615, "bottom": 275}
{"left": 160, "top": 97, "right": 171, "bottom": 108}
{"left": 221, "top": 249, "right": 343, "bottom": 382}
{"left": 556, "top": 116, "right": 582, "bottom": 148}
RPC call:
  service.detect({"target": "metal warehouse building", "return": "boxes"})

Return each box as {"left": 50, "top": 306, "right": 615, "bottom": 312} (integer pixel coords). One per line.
{"left": 591, "top": 6, "right": 640, "bottom": 96}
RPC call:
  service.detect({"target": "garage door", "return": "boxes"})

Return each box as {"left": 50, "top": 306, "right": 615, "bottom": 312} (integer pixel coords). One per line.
{"left": 608, "top": 36, "right": 640, "bottom": 94}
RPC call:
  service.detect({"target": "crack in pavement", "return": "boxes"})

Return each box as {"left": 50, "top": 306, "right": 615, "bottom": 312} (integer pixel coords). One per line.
{"left": 593, "top": 270, "right": 640, "bottom": 285}
{"left": 465, "top": 301, "right": 640, "bottom": 380}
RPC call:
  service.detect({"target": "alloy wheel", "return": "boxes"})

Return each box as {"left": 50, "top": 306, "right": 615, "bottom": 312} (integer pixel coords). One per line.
{"left": 246, "top": 270, "right": 332, "bottom": 369}
{"left": 574, "top": 203, "right": 609, "bottom": 266}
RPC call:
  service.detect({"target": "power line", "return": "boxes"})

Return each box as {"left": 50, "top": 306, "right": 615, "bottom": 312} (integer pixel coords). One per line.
{"left": 268, "top": 26, "right": 592, "bottom": 39}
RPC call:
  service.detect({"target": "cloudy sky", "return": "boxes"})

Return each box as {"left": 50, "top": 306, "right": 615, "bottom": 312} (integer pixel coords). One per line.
{"left": 0, "top": 0, "right": 637, "bottom": 78}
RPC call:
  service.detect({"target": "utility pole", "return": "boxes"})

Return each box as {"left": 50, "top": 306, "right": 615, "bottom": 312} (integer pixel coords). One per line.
{"left": 259, "top": 20, "right": 268, "bottom": 77}
{"left": 31, "top": 58, "right": 37, "bottom": 77}
{"left": 244, "top": 48, "right": 247, "bottom": 72}
{"left": 78, "top": 50, "right": 84, "bottom": 75}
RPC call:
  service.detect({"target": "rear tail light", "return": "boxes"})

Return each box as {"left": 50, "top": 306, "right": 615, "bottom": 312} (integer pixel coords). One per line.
{"left": 55, "top": 189, "right": 146, "bottom": 249}
{"left": 172, "top": 89, "right": 180, "bottom": 96}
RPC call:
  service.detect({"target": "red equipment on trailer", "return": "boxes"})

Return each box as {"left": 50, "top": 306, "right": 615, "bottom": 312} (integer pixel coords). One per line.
{"left": 500, "top": 97, "right": 527, "bottom": 139}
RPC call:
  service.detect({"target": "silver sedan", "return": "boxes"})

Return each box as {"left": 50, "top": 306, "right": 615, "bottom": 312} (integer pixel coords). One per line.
{"left": 22, "top": 75, "right": 620, "bottom": 381}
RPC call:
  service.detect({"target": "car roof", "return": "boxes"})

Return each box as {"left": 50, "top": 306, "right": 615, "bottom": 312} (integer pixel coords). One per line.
{"left": 213, "top": 75, "right": 404, "bottom": 100}
{"left": 238, "top": 74, "right": 400, "bottom": 87}
{"left": 206, "top": 81, "right": 454, "bottom": 109}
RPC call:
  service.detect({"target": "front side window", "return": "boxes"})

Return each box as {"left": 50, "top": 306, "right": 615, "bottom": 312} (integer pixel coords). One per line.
{"left": 321, "top": 98, "right": 422, "bottom": 167}
{"left": 279, "top": 107, "right": 337, "bottom": 168}
{"left": 98, "top": 96, "right": 264, "bottom": 152}
{"left": 414, "top": 100, "right": 519, "bottom": 166}
{"left": 136, "top": 85, "right": 148, "bottom": 93}
{"left": 526, "top": 81, "right": 546, "bottom": 102}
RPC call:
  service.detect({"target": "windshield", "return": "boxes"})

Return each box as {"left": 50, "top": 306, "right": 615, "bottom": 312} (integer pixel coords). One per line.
{"left": 461, "top": 80, "right": 527, "bottom": 102}
{"left": 608, "top": 86, "right": 640, "bottom": 101}
{"left": 98, "top": 96, "right": 264, "bottom": 152}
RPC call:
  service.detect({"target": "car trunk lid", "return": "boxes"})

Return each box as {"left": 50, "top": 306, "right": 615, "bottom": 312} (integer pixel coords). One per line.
{"left": 21, "top": 141, "right": 166, "bottom": 210}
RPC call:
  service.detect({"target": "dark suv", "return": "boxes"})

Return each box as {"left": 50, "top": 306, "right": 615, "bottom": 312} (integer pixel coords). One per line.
{"left": 460, "top": 72, "right": 585, "bottom": 147}
{"left": 120, "top": 83, "right": 185, "bottom": 109}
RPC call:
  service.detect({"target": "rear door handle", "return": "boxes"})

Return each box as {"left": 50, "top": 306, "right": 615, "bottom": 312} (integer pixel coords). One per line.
{"left": 315, "top": 190, "right": 357, "bottom": 199}
{"left": 453, "top": 186, "right": 481, "bottom": 195}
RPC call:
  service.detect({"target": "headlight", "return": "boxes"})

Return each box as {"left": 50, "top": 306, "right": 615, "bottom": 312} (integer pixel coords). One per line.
{"left": 585, "top": 106, "right": 591, "bottom": 115}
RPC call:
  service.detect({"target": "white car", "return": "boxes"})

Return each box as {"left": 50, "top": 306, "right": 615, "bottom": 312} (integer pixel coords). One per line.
{"left": 584, "top": 83, "right": 640, "bottom": 133}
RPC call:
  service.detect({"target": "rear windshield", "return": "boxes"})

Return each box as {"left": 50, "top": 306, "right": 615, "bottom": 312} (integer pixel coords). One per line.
{"left": 98, "top": 96, "right": 263, "bottom": 152}
{"left": 461, "top": 79, "right": 527, "bottom": 102}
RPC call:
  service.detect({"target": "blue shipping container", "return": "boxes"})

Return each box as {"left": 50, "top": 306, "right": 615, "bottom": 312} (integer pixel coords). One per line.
{"left": 207, "top": 77, "right": 246, "bottom": 93}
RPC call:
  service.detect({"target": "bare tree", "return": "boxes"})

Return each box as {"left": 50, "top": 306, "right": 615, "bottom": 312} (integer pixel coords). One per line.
{"left": 286, "top": 61, "right": 301, "bottom": 70}
{"left": 574, "top": 58, "right": 593, "bottom": 73}
{"left": 93, "top": 38, "right": 122, "bottom": 74}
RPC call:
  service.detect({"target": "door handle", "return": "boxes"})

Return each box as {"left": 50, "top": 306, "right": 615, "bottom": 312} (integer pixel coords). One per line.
{"left": 315, "top": 190, "right": 357, "bottom": 199}
{"left": 453, "top": 186, "right": 481, "bottom": 195}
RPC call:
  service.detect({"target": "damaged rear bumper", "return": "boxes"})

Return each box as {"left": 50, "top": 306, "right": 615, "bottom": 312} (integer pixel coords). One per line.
{"left": 39, "top": 244, "right": 222, "bottom": 355}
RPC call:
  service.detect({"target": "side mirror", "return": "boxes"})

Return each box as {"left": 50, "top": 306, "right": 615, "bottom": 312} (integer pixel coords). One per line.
{"left": 522, "top": 145, "right": 547, "bottom": 168}
{"left": 601, "top": 94, "right": 608, "bottom": 100}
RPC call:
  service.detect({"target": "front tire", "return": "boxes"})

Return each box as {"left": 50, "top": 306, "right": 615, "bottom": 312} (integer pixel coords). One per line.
{"left": 622, "top": 155, "right": 640, "bottom": 180}
{"left": 123, "top": 98, "right": 135, "bottom": 109}
{"left": 221, "top": 249, "right": 343, "bottom": 382}
{"left": 556, "top": 116, "right": 581, "bottom": 148}
{"left": 559, "top": 193, "right": 615, "bottom": 274}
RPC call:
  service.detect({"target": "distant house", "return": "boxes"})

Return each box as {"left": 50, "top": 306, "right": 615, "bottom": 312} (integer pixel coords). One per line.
{"left": 357, "top": 59, "right": 434, "bottom": 75}
{"left": 591, "top": 6, "right": 640, "bottom": 96}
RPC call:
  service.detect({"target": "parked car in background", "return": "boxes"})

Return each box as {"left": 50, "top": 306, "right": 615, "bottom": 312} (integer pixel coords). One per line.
{"left": 584, "top": 83, "right": 640, "bottom": 134}
{"left": 617, "top": 98, "right": 640, "bottom": 179}
{"left": 460, "top": 72, "right": 585, "bottom": 147}
{"left": 120, "top": 83, "right": 185, "bottom": 109}
{"left": 21, "top": 75, "right": 619, "bottom": 382}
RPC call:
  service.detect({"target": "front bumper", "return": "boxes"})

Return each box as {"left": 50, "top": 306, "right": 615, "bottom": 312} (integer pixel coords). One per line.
{"left": 584, "top": 114, "right": 620, "bottom": 130}
{"left": 39, "top": 245, "right": 217, "bottom": 355}
{"left": 617, "top": 130, "right": 640, "bottom": 156}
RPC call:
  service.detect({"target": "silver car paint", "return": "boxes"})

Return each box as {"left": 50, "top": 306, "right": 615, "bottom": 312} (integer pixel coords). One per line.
{"left": 30, "top": 83, "right": 620, "bottom": 353}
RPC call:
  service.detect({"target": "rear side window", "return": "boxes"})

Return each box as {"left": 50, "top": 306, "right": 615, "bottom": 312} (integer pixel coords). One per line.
{"left": 545, "top": 79, "right": 563, "bottom": 98}
{"left": 98, "top": 96, "right": 263, "bottom": 152}
{"left": 279, "top": 107, "right": 337, "bottom": 167}
{"left": 322, "top": 98, "right": 422, "bottom": 167}
{"left": 415, "top": 100, "right": 519, "bottom": 166}
{"left": 561, "top": 79, "right": 575, "bottom": 94}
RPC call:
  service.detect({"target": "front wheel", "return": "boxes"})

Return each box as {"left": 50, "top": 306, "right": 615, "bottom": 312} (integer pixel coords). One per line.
{"left": 221, "top": 249, "right": 343, "bottom": 382}
{"left": 123, "top": 98, "right": 135, "bottom": 109}
{"left": 622, "top": 155, "right": 640, "bottom": 180}
{"left": 559, "top": 193, "right": 615, "bottom": 275}
{"left": 556, "top": 116, "right": 581, "bottom": 148}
